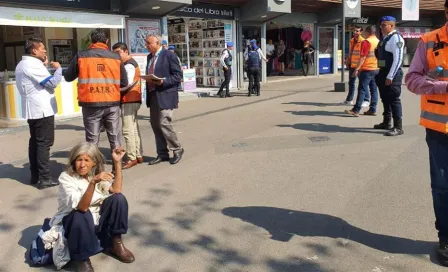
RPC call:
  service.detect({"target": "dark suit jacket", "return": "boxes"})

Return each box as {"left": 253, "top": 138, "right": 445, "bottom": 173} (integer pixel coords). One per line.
{"left": 146, "top": 49, "right": 182, "bottom": 110}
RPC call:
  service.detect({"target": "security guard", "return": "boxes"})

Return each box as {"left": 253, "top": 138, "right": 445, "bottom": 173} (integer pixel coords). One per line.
{"left": 374, "top": 16, "right": 405, "bottom": 136}
{"left": 64, "top": 28, "right": 128, "bottom": 152}
{"left": 405, "top": 0, "right": 448, "bottom": 265}
{"left": 218, "top": 42, "right": 234, "bottom": 98}
{"left": 343, "top": 25, "right": 364, "bottom": 105}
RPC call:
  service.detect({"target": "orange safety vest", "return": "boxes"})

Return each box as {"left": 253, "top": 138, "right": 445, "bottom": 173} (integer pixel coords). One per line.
{"left": 349, "top": 36, "right": 365, "bottom": 69}
{"left": 361, "top": 35, "right": 379, "bottom": 71}
{"left": 77, "top": 42, "right": 122, "bottom": 107}
{"left": 121, "top": 58, "right": 142, "bottom": 104}
{"left": 420, "top": 25, "right": 448, "bottom": 133}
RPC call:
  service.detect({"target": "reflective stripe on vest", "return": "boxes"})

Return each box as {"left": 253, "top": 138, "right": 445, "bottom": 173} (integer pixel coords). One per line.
{"left": 78, "top": 79, "right": 121, "bottom": 84}
{"left": 122, "top": 59, "right": 142, "bottom": 104}
{"left": 361, "top": 36, "right": 380, "bottom": 71}
{"left": 349, "top": 37, "right": 364, "bottom": 69}
{"left": 420, "top": 26, "right": 448, "bottom": 133}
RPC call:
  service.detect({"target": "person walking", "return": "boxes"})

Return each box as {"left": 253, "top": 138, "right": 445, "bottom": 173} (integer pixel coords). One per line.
{"left": 64, "top": 28, "right": 128, "bottom": 154}
{"left": 266, "top": 39, "right": 275, "bottom": 76}
{"left": 217, "top": 42, "right": 234, "bottom": 98}
{"left": 145, "top": 34, "right": 184, "bottom": 165}
{"left": 373, "top": 16, "right": 405, "bottom": 136}
{"left": 15, "top": 38, "right": 62, "bottom": 189}
{"left": 343, "top": 26, "right": 366, "bottom": 105}
{"left": 405, "top": 1, "right": 448, "bottom": 265}
{"left": 344, "top": 25, "right": 380, "bottom": 117}
{"left": 276, "top": 40, "right": 286, "bottom": 76}
{"left": 112, "top": 42, "right": 143, "bottom": 169}
{"left": 244, "top": 39, "right": 268, "bottom": 97}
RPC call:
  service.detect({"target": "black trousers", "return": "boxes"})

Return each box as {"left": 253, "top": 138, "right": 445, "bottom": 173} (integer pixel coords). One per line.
{"left": 218, "top": 67, "right": 232, "bottom": 96}
{"left": 247, "top": 67, "right": 261, "bottom": 95}
{"left": 267, "top": 56, "right": 273, "bottom": 76}
{"left": 28, "top": 116, "right": 55, "bottom": 182}
{"left": 62, "top": 193, "right": 129, "bottom": 261}
{"left": 375, "top": 69, "right": 403, "bottom": 120}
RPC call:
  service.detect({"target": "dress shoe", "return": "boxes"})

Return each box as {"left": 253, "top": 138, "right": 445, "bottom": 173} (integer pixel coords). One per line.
{"left": 77, "top": 259, "right": 94, "bottom": 272}
{"left": 109, "top": 235, "right": 135, "bottom": 263}
{"left": 148, "top": 156, "right": 170, "bottom": 165}
{"left": 344, "top": 109, "right": 359, "bottom": 117}
{"left": 374, "top": 116, "right": 393, "bottom": 129}
{"left": 38, "top": 179, "right": 59, "bottom": 189}
{"left": 170, "top": 149, "right": 184, "bottom": 165}
{"left": 137, "top": 156, "right": 144, "bottom": 164}
{"left": 122, "top": 160, "right": 138, "bottom": 170}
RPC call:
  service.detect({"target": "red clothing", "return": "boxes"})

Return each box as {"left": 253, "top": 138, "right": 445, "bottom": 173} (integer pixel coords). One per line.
{"left": 360, "top": 40, "right": 371, "bottom": 57}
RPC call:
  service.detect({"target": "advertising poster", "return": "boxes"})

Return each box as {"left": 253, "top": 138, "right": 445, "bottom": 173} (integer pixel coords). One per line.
{"left": 402, "top": 0, "right": 419, "bottom": 21}
{"left": 126, "top": 19, "right": 160, "bottom": 55}
{"left": 183, "top": 69, "right": 197, "bottom": 92}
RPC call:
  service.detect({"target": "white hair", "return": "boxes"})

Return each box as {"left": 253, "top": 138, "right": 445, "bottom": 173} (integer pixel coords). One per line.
{"left": 146, "top": 34, "right": 162, "bottom": 45}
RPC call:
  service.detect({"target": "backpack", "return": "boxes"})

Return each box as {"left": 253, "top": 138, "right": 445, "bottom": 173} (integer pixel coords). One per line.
{"left": 29, "top": 218, "right": 54, "bottom": 266}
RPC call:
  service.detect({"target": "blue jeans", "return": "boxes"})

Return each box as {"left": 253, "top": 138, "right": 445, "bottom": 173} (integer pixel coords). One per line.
{"left": 346, "top": 68, "right": 357, "bottom": 102}
{"left": 353, "top": 70, "right": 379, "bottom": 113}
{"left": 426, "top": 129, "right": 448, "bottom": 239}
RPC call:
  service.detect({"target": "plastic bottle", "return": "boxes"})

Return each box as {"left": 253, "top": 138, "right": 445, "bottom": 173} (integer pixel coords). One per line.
{"left": 427, "top": 66, "right": 443, "bottom": 79}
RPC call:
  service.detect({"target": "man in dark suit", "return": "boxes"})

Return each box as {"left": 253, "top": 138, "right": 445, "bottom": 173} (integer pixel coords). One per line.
{"left": 145, "top": 34, "right": 184, "bottom": 165}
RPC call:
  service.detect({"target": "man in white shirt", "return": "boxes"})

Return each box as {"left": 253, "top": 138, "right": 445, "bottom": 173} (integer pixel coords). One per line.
{"left": 266, "top": 39, "right": 275, "bottom": 76}
{"left": 15, "top": 38, "right": 62, "bottom": 189}
{"left": 217, "top": 42, "right": 234, "bottom": 98}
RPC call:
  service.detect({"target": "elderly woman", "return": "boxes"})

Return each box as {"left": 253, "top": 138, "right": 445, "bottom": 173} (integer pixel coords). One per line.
{"left": 49, "top": 142, "right": 134, "bottom": 272}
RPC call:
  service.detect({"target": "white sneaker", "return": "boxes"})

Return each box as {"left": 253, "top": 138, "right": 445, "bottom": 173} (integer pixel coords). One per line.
{"left": 343, "top": 100, "right": 354, "bottom": 105}
{"left": 361, "top": 101, "right": 370, "bottom": 108}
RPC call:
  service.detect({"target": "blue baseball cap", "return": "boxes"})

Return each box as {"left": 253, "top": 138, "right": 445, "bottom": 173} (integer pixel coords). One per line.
{"left": 250, "top": 39, "right": 257, "bottom": 44}
{"left": 227, "top": 42, "right": 234, "bottom": 47}
{"left": 380, "top": 16, "right": 396, "bottom": 23}
{"left": 162, "top": 40, "right": 168, "bottom": 45}
{"left": 168, "top": 45, "right": 175, "bottom": 50}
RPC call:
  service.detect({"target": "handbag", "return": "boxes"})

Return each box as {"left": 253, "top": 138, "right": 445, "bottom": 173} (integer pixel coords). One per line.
{"left": 29, "top": 218, "right": 54, "bottom": 266}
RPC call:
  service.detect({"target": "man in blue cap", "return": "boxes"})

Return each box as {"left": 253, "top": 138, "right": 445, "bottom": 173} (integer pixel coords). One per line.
{"left": 162, "top": 40, "right": 168, "bottom": 50}
{"left": 168, "top": 45, "right": 181, "bottom": 66}
{"left": 244, "top": 39, "right": 268, "bottom": 96}
{"left": 374, "top": 16, "right": 405, "bottom": 136}
{"left": 218, "top": 42, "right": 234, "bottom": 98}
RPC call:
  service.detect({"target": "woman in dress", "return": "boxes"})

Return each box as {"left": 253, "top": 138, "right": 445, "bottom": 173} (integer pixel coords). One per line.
{"left": 50, "top": 142, "right": 135, "bottom": 272}
{"left": 276, "top": 40, "right": 286, "bottom": 76}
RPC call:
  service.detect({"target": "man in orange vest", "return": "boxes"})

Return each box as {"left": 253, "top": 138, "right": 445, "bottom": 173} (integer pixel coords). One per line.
{"left": 345, "top": 25, "right": 380, "bottom": 116}
{"left": 64, "top": 28, "right": 128, "bottom": 153}
{"left": 343, "top": 25, "right": 365, "bottom": 105}
{"left": 406, "top": 1, "right": 448, "bottom": 265}
{"left": 112, "top": 42, "right": 143, "bottom": 170}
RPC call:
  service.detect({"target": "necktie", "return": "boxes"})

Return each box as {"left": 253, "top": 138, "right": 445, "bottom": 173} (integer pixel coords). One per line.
{"left": 148, "top": 55, "right": 156, "bottom": 91}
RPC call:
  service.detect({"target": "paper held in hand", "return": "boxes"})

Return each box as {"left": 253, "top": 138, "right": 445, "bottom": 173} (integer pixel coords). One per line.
{"left": 141, "top": 74, "right": 166, "bottom": 81}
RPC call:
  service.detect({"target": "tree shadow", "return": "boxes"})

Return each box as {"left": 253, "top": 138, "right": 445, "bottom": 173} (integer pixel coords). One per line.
{"left": 222, "top": 206, "right": 436, "bottom": 256}
{"left": 282, "top": 101, "right": 346, "bottom": 107}
{"left": 284, "top": 110, "right": 351, "bottom": 117}
{"left": 0, "top": 160, "right": 65, "bottom": 186}
{"left": 277, "top": 123, "right": 385, "bottom": 134}
{"left": 266, "top": 255, "right": 323, "bottom": 272}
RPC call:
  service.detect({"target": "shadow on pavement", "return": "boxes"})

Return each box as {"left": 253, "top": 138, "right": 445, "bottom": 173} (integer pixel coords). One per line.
{"left": 283, "top": 101, "right": 346, "bottom": 107}
{"left": 278, "top": 123, "right": 385, "bottom": 134}
{"left": 55, "top": 124, "right": 85, "bottom": 131}
{"left": 222, "top": 206, "right": 436, "bottom": 255}
{"left": 284, "top": 110, "right": 351, "bottom": 118}
{"left": 0, "top": 160, "right": 65, "bottom": 186}
{"left": 18, "top": 224, "right": 42, "bottom": 267}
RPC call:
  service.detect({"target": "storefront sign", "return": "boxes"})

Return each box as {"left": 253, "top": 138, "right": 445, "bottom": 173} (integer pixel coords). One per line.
{"left": 0, "top": 6, "right": 125, "bottom": 28}
{"left": 126, "top": 19, "right": 160, "bottom": 55}
{"left": 0, "top": 0, "right": 111, "bottom": 11}
{"left": 183, "top": 69, "right": 197, "bottom": 92}
{"left": 402, "top": 0, "right": 419, "bottom": 21}
{"left": 344, "top": 0, "right": 361, "bottom": 18}
{"left": 172, "top": 3, "right": 235, "bottom": 20}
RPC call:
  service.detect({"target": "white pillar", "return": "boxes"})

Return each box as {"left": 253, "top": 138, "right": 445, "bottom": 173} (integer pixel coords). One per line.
{"left": 261, "top": 22, "right": 267, "bottom": 83}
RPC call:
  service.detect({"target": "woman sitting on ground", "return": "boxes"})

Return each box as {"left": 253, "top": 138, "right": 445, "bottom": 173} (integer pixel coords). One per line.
{"left": 49, "top": 142, "right": 135, "bottom": 272}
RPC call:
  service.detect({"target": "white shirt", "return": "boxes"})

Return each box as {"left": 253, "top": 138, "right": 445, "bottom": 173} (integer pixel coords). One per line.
{"left": 50, "top": 171, "right": 112, "bottom": 227}
{"left": 244, "top": 47, "right": 267, "bottom": 62}
{"left": 220, "top": 49, "right": 231, "bottom": 68}
{"left": 383, "top": 30, "right": 405, "bottom": 80}
{"left": 124, "top": 63, "right": 136, "bottom": 87}
{"left": 15, "top": 56, "right": 61, "bottom": 120}
{"left": 266, "top": 44, "right": 275, "bottom": 56}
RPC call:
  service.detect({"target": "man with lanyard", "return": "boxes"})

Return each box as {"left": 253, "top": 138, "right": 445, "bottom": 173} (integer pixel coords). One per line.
{"left": 374, "top": 16, "right": 405, "bottom": 136}
{"left": 266, "top": 39, "right": 275, "bottom": 77}
{"left": 406, "top": 1, "right": 448, "bottom": 265}
{"left": 244, "top": 39, "right": 268, "bottom": 97}
{"left": 345, "top": 25, "right": 380, "bottom": 117}
{"left": 343, "top": 25, "right": 366, "bottom": 105}
{"left": 64, "top": 28, "right": 128, "bottom": 155}
{"left": 217, "top": 42, "right": 234, "bottom": 98}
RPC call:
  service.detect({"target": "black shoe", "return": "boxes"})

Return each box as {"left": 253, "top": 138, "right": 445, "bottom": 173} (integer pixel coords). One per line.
{"left": 373, "top": 116, "right": 393, "bottom": 130}
{"left": 438, "top": 240, "right": 448, "bottom": 266}
{"left": 148, "top": 156, "right": 170, "bottom": 165}
{"left": 170, "top": 149, "right": 184, "bottom": 165}
{"left": 37, "top": 179, "right": 59, "bottom": 189}
{"left": 257, "top": 91, "right": 260, "bottom": 96}
{"left": 385, "top": 128, "right": 404, "bottom": 136}
{"left": 248, "top": 91, "right": 251, "bottom": 97}
{"left": 226, "top": 93, "right": 233, "bottom": 98}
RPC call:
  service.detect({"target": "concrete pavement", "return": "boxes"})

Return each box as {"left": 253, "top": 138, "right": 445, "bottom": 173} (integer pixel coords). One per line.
{"left": 0, "top": 74, "right": 442, "bottom": 272}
